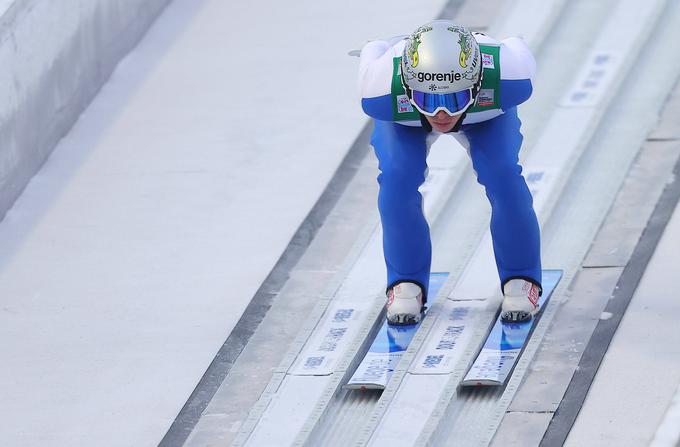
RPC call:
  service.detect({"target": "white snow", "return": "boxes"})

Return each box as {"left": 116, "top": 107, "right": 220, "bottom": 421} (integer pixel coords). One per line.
{"left": 566, "top": 198, "right": 680, "bottom": 447}
{"left": 0, "top": 1, "right": 13, "bottom": 18}
{"left": 650, "top": 382, "right": 680, "bottom": 447}
{"left": 0, "top": 0, "right": 447, "bottom": 446}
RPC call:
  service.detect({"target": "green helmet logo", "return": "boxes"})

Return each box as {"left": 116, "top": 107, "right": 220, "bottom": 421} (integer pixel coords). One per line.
{"left": 454, "top": 28, "right": 473, "bottom": 68}
{"left": 406, "top": 25, "right": 431, "bottom": 69}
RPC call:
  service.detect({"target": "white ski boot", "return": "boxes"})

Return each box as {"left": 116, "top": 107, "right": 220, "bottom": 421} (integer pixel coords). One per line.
{"left": 386, "top": 282, "right": 424, "bottom": 325}
{"left": 501, "top": 279, "right": 540, "bottom": 323}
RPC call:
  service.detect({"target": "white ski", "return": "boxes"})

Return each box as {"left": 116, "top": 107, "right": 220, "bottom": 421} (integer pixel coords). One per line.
{"left": 346, "top": 272, "right": 448, "bottom": 390}
{"left": 461, "top": 269, "right": 563, "bottom": 386}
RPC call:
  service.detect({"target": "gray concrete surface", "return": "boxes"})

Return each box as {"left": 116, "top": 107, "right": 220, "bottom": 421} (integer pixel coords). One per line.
{"left": 583, "top": 140, "right": 680, "bottom": 268}
{"left": 566, "top": 184, "right": 680, "bottom": 446}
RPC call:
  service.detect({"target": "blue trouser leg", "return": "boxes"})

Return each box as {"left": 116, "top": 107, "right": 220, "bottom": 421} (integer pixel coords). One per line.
{"left": 370, "top": 120, "right": 431, "bottom": 300}
{"left": 463, "top": 107, "right": 542, "bottom": 289}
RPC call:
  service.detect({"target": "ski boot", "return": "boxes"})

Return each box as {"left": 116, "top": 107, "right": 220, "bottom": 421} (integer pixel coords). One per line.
{"left": 386, "top": 282, "right": 424, "bottom": 325}
{"left": 501, "top": 279, "right": 541, "bottom": 323}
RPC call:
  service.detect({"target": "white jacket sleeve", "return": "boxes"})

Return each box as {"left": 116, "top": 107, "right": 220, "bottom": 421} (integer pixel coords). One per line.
{"left": 357, "top": 40, "right": 394, "bottom": 99}
{"left": 499, "top": 37, "right": 536, "bottom": 81}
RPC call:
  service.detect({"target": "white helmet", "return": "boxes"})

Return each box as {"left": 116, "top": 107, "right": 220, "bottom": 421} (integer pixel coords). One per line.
{"left": 401, "top": 20, "right": 482, "bottom": 115}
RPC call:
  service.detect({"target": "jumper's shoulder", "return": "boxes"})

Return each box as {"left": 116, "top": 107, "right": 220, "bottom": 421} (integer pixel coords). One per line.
{"left": 498, "top": 37, "right": 536, "bottom": 108}
{"left": 463, "top": 34, "right": 535, "bottom": 125}
{"left": 358, "top": 39, "right": 404, "bottom": 99}
{"left": 356, "top": 40, "right": 404, "bottom": 122}
{"left": 499, "top": 37, "right": 536, "bottom": 81}
{"left": 357, "top": 39, "right": 421, "bottom": 125}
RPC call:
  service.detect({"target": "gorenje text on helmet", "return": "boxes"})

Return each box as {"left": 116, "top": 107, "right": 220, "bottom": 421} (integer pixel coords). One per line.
{"left": 415, "top": 71, "right": 463, "bottom": 83}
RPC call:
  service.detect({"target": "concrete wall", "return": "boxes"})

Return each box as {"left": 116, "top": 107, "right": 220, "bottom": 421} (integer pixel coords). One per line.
{"left": 0, "top": 0, "right": 171, "bottom": 219}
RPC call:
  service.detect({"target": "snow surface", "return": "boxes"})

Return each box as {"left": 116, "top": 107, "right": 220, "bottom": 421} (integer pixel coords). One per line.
{"left": 0, "top": 1, "right": 12, "bottom": 18}
{"left": 0, "top": 0, "right": 448, "bottom": 446}
{"left": 566, "top": 199, "right": 680, "bottom": 446}
{"left": 650, "top": 382, "right": 680, "bottom": 447}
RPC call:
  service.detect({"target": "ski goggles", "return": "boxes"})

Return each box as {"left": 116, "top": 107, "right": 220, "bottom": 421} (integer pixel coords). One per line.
{"left": 410, "top": 88, "right": 474, "bottom": 117}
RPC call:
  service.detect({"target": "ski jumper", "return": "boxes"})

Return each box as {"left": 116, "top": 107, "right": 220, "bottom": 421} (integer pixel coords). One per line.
{"left": 358, "top": 34, "right": 542, "bottom": 301}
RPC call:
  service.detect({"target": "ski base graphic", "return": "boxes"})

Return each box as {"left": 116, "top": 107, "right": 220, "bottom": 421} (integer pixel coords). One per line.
{"left": 346, "top": 273, "right": 448, "bottom": 390}
{"left": 461, "top": 269, "right": 563, "bottom": 386}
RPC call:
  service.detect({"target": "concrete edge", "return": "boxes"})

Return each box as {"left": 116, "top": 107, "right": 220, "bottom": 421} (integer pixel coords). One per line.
{"left": 0, "top": 0, "right": 171, "bottom": 220}
{"left": 539, "top": 135, "right": 680, "bottom": 447}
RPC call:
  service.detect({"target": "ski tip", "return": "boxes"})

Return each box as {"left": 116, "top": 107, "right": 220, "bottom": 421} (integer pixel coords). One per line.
{"left": 345, "top": 383, "right": 385, "bottom": 391}
{"left": 460, "top": 378, "right": 504, "bottom": 387}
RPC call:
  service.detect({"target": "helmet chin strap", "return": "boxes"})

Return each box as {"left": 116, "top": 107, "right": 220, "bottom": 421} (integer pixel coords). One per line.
{"left": 419, "top": 113, "right": 433, "bottom": 132}
{"left": 400, "top": 68, "right": 413, "bottom": 101}
{"left": 469, "top": 60, "right": 484, "bottom": 104}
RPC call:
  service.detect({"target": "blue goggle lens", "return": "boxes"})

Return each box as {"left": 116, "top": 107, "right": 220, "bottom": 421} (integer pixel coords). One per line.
{"left": 411, "top": 89, "right": 473, "bottom": 116}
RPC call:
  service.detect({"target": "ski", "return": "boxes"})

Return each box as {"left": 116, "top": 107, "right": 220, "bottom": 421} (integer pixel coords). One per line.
{"left": 461, "top": 269, "right": 563, "bottom": 386}
{"left": 345, "top": 272, "right": 449, "bottom": 390}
